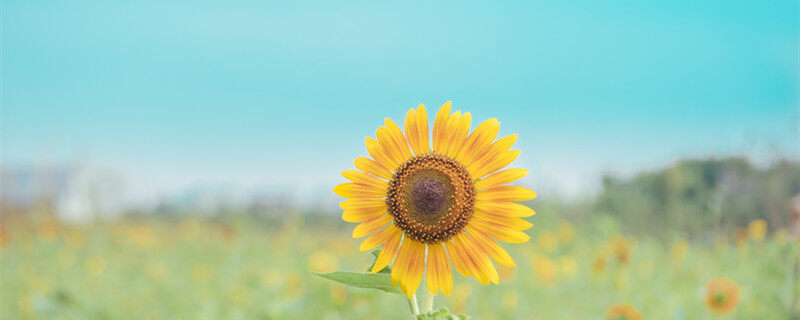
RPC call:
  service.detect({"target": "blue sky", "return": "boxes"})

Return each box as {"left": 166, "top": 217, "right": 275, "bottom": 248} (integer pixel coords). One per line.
{"left": 3, "top": 0, "right": 798, "bottom": 204}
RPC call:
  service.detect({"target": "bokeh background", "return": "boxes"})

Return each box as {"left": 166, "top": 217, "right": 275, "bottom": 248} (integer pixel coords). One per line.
{"left": 2, "top": 0, "right": 799, "bottom": 319}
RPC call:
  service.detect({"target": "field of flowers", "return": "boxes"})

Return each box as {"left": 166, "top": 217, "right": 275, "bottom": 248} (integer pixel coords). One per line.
{"left": 1, "top": 212, "right": 798, "bottom": 319}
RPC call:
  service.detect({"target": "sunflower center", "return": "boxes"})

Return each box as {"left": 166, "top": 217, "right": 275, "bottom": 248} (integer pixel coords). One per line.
{"left": 386, "top": 153, "right": 475, "bottom": 244}
{"left": 408, "top": 170, "right": 453, "bottom": 219}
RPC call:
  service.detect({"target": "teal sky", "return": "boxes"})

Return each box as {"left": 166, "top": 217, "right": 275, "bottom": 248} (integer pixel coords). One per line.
{"left": 3, "top": 0, "right": 798, "bottom": 204}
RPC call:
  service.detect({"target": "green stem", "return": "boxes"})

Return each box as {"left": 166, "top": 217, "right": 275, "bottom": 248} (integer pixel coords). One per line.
{"left": 408, "top": 294, "right": 419, "bottom": 316}
{"left": 421, "top": 290, "right": 434, "bottom": 313}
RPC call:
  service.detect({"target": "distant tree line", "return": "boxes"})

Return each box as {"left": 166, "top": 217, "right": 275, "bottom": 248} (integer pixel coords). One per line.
{"left": 594, "top": 157, "right": 800, "bottom": 239}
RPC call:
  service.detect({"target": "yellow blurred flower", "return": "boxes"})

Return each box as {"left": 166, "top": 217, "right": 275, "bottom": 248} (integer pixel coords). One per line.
{"left": 704, "top": 277, "right": 741, "bottom": 315}
{"left": 308, "top": 250, "right": 339, "bottom": 273}
{"left": 38, "top": 218, "right": 61, "bottom": 240}
{"left": 592, "top": 252, "right": 607, "bottom": 274}
{"left": 538, "top": 231, "right": 559, "bottom": 252}
{"left": 670, "top": 239, "right": 689, "bottom": 264}
{"left": 283, "top": 271, "right": 305, "bottom": 301}
{"left": 605, "top": 303, "right": 642, "bottom": 320}
{"left": 558, "top": 256, "right": 579, "bottom": 280}
{"left": 220, "top": 224, "right": 238, "bottom": 243}
{"left": 733, "top": 228, "right": 748, "bottom": 247}
{"left": 332, "top": 238, "right": 354, "bottom": 257}
{"left": 260, "top": 267, "right": 282, "bottom": 289}
{"left": 63, "top": 229, "right": 85, "bottom": 248}
{"left": 747, "top": 219, "right": 766, "bottom": 241}
{"left": 191, "top": 264, "right": 212, "bottom": 282}
{"left": 84, "top": 256, "right": 106, "bottom": 276}
{"left": 129, "top": 225, "right": 158, "bottom": 248}
{"left": 557, "top": 220, "right": 575, "bottom": 245}
{"left": 179, "top": 219, "right": 201, "bottom": 238}
{"left": 330, "top": 285, "right": 347, "bottom": 305}
{"left": 532, "top": 255, "right": 557, "bottom": 286}
{"left": 610, "top": 235, "right": 632, "bottom": 265}
{"left": 0, "top": 225, "right": 13, "bottom": 248}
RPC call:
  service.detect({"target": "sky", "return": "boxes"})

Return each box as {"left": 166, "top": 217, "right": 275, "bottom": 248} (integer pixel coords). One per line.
{"left": 2, "top": 0, "right": 798, "bottom": 206}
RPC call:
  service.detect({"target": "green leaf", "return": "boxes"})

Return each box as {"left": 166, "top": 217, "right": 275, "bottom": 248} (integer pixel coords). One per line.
{"left": 314, "top": 271, "right": 401, "bottom": 294}
{"left": 366, "top": 249, "right": 391, "bottom": 273}
{"left": 414, "top": 307, "right": 470, "bottom": 320}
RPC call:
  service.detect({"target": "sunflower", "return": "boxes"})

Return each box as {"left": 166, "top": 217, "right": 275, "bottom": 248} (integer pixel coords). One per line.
{"left": 747, "top": 219, "right": 767, "bottom": 241}
{"left": 605, "top": 303, "right": 642, "bottom": 320}
{"left": 334, "top": 102, "right": 535, "bottom": 297}
{"left": 704, "top": 277, "right": 741, "bottom": 315}
{"left": 733, "top": 228, "right": 748, "bottom": 247}
{"left": 609, "top": 234, "right": 632, "bottom": 265}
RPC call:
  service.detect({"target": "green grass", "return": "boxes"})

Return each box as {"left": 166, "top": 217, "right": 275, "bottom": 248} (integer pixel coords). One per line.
{"left": 1, "top": 214, "right": 798, "bottom": 319}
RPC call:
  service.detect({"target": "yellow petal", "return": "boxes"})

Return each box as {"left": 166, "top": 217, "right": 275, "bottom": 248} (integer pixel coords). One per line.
{"left": 354, "top": 157, "right": 393, "bottom": 180}
{"left": 400, "top": 240, "right": 426, "bottom": 297}
{"left": 365, "top": 137, "right": 400, "bottom": 170}
{"left": 390, "top": 236, "right": 416, "bottom": 286}
{"left": 467, "top": 134, "right": 517, "bottom": 175}
{"left": 371, "top": 228, "right": 403, "bottom": 273}
{"left": 342, "top": 205, "right": 386, "bottom": 223}
{"left": 474, "top": 200, "right": 536, "bottom": 217}
{"left": 426, "top": 243, "right": 452, "bottom": 296}
{"left": 404, "top": 108, "right": 421, "bottom": 154}
{"left": 359, "top": 224, "right": 398, "bottom": 251}
{"left": 455, "top": 118, "right": 499, "bottom": 166}
{"left": 452, "top": 233, "right": 498, "bottom": 285}
{"left": 446, "top": 112, "right": 472, "bottom": 158}
{"left": 475, "top": 169, "right": 529, "bottom": 190}
{"left": 404, "top": 105, "right": 430, "bottom": 155}
{"left": 342, "top": 169, "right": 388, "bottom": 190}
{"left": 476, "top": 186, "right": 536, "bottom": 202}
{"left": 449, "top": 234, "right": 488, "bottom": 284}
{"left": 352, "top": 214, "right": 393, "bottom": 238}
{"left": 473, "top": 211, "right": 533, "bottom": 230}
{"left": 446, "top": 236, "right": 473, "bottom": 278}
{"left": 439, "top": 111, "right": 461, "bottom": 155}
{"left": 471, "top": 150, "right": 521, "bottom": 179}
{"left": 376, "top": 127, "right": 406, "bottom": 166}
{"left": 432, "top": 101, "right": 452, "bottom": 153}
{"left": 469, "top": 219, "right": 531, "bottom": 243}
{"left": 339, "top": 199, "right": 385, "bottom": 210}
{"left": 334, "top": 183, "right": 385, "bottom": 199}
{"left": 466, "top": 225, "right": 516, "bottom": 268}
{"left": 415, "top": 104, "right": 430, "bottom": 154}
{"left": 384, "top": 118, "right": 413, "bottom": 160}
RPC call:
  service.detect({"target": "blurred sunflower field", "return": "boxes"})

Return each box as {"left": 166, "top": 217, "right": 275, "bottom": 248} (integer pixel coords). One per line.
{"left": 2, "top": 207, "right": 798, "bottom": 319}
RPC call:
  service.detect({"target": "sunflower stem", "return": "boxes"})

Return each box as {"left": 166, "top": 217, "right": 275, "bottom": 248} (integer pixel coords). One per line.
{"left": 408, "top": 294, "right": 419, "bottom": 315}
{"left": 421, "top": 290, "right": 434, "bottom": 313}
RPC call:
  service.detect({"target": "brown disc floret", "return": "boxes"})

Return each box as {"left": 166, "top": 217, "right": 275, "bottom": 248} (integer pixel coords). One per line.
{"left": 386, "top": 152, "right": 476, "bottom": 244}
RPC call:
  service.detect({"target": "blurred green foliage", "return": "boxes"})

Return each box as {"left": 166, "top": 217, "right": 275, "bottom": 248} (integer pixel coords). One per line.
{"left": 595, "top": 157, "right": 800, "bottom": 239}
{"left": 1, "top": 213, "right": 798, "bottom": 319}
